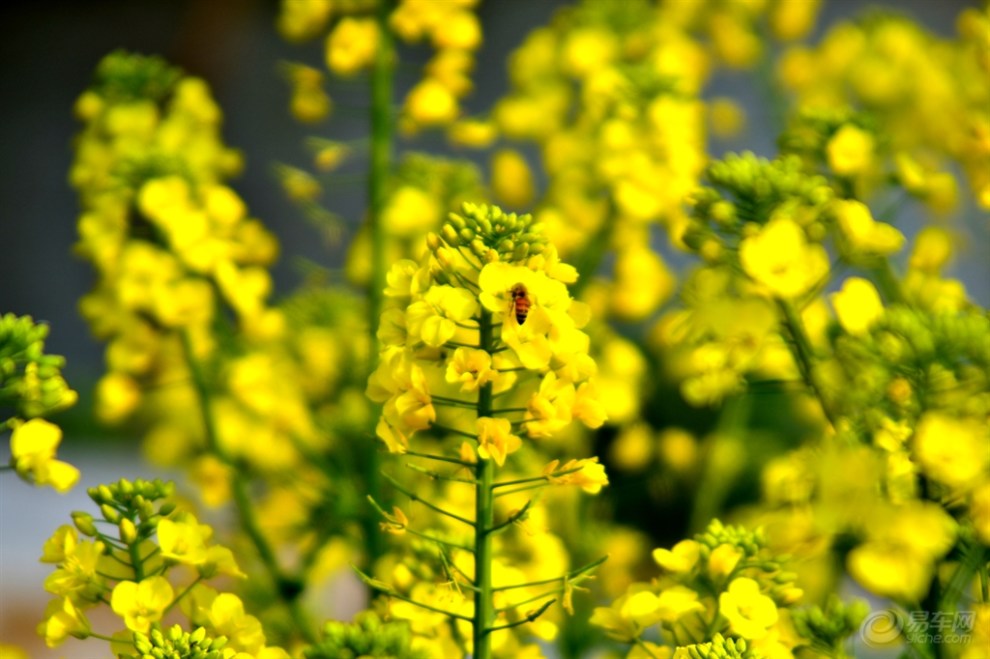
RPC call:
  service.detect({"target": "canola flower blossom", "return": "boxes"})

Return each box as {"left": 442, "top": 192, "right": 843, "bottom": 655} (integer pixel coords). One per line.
{"left": 365, "top": 203, "right": 607, "bottom": 658}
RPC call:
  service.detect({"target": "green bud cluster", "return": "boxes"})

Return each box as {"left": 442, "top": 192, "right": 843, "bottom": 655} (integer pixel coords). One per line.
{"left": 695, "top": 519, "right": 766, "bottom": 558}
{"left": 82, "top": 478, "right": 176, "bottom": 534}
{"left": 791, "top": 596, "right": 869, "bottom": 654}
{"left": 831, "top": 305, "right": 990, "bottom": 422}
{"left": 90, "top": 50, "right": 181, "bottom": 104}
{"left": 676, "top": 633, "right": 760, "bottom": 659}
{"left": 121, "top": 625, "right": 229, "bottom": 659}
{"left": 691, "top": 152, "right": 834, "bottom": 229}
{"left": 436, "top": 202, "right": 546, "bottom": 264}
{"left": 0, "top": 313, "right": 76, "bottom": 422}
{"left": 303, "top": 612, "right": 429, "bottom": 659}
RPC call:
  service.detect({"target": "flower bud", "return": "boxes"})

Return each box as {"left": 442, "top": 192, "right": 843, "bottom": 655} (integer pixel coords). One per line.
{"left": 72, "top": 511, "right": 98, "bottom": 537}
{"left": 100, "top": 503, "right": 121, "bottom": 524}
{"left": 120, "top": 517, "right": 138, "bottom": 544}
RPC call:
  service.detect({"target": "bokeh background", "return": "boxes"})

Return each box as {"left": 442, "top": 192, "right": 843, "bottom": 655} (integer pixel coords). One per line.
{"left": 0, "top": 0, "right": 983, "bottom": 656}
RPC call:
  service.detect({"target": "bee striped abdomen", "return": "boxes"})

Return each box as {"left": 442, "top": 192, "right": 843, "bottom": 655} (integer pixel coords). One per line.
{"left": 510, "top": 283, "right": 530, "bottom": 325}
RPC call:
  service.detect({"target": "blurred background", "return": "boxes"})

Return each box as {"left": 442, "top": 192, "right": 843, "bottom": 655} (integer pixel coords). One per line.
{"left": 0, "top": 0, "right": 982, "bottom": 656}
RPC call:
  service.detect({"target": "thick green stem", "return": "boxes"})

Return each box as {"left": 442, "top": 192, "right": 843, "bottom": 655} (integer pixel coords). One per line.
{"left": 364, "top": 0, "right": 395, "bottom": 567}
{"left": 474, "top": 309, "right": 495, "bottom": 659}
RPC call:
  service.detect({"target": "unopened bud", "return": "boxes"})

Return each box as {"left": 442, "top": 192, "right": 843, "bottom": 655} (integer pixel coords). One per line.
{"left": 120, "top": 518, "right": 138, "bottom": 544}
{"left": 100, "top": 503, "right": 121, "bottom": 524}
{"left": 72, "top": 511, "right": 98, "bottom": 537}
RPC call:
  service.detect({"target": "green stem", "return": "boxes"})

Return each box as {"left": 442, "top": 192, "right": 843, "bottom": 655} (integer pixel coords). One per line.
{"left": 363, "top": 0, "right": 395, "bottom": 569}
{"left": 165, "top": 576, "right": 203, "bottom": 615}
{"left": 474, "top": 308, "right": 495, "bottom": 659}
{"left": 776, "top": 298, "right": 840, "bottom": 430}
{"left": 868, "top": 258, "right": 906, "bottom": 305}
{"left": 127, "top": 524, "right": 145, "bottom": 581}
{"left": 404, "top": 449, "right": 474, "bottom": 466}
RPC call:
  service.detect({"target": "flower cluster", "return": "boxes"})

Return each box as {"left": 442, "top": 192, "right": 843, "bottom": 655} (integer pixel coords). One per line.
{"left": 303, "top": 611, "right": 427, "bottom": 659}
{"left": 69, "top": 51, "right": 382, "bottom": 649}
{"left": 365, "top": 203, "right": 607, "bottom": 657}
{"left": 277, "top": 0, "right": 483, "bottom": 131}
{"left": 38, "top": 478, "right": 288, "bottom": 657}
{"left": 71, "top": 51, "right": 279, "bottom": 426}
{"left": 777, "top": 9, "right": 990, "bottom": 209}
{"left": 368, "top": 202, "right": 605, "bottom": 453}
{"left": 591, "top": 520, "right": 829, "bottom": 657}
{"left": 1, "top": 313, "right": 79, "bottom": 492}
{"left": 0, "top": 314, "right": 77, "bottom": 421}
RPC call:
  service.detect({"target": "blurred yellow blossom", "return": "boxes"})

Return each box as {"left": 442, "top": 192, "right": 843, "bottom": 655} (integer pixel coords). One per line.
{"left": 831, "top": 277, "right": 884, "bottom": 335}
{"left": 719, "top": 577, "right": 779, "bottom": 640}
{"left": 9, "top": 419, "right": 79, "bottom": 493}
{"left": 739, "top": 217, "right": 829, "bottom": 298}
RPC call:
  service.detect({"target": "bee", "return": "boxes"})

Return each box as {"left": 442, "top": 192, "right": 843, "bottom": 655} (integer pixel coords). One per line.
{"left": 510, "top": 283, "right": 530, "bottom": 325}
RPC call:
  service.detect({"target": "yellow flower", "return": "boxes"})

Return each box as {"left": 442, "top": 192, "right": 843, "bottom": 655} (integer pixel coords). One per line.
{"left": 448, "top": 119, "right": 497, "bottom": 148}
{"left": 912, "top": 413, "right": 988, "bottom": 491}
{"left": 380, "top": 505, "right": 409, "bottom": 535}
{"left": 591, "top": 588, "right": 655, "bottom": 642}
{"left": 739, "top": 217, "right": 829, "bottom": 299}
{"left": 432, "top": 10, "right": 482, "bottom": 50}
{"left": 909, "top": 226, "right": 954, "bottom": 273}
{"left": 111, "top": 576, "right": 174, "bottom": 633}
{"left": 202, "top": 545, "right": 247, "bottom": 580}
{"left": 37, "top": 597, "right": 90, "bottom": 647}
{"left": 543, "top": 457, "right": 609, "bottom": 494}
{"left": 561, "top": 27, "right": 617, "bottom": 77}
{"left": 525, "top": 372, "right": 575, "bottom": 437}
{"left": 209, "top": 593, "right": 266, "bottom": 654}
{"left": 445, "top": 347, "right": 498, "bottom": 392}
{"left": 383, "top": 185, "right": 441, "bottom": 237}
{"left": 847, "top": 542, "right": 932, "bottom": 602}
{"left": 609, "top": 424, "right": 654, "bottom": 471}
{"left": 476, "top": 417, "right": 521, "bottom": 467}
{"left": 826, "top": 124, "right": 875, "bottom": 176}
{"left": 610, "top": 246, "right": 676, "bottom": 321}
{"left": 769, "top": 0, "right": 821, "bottom": 41}
{"left": 406, "top": 285, "right": 478, "bottom": 347}
{"left": 287, "top": 65, "right": 332, "bottom": 123}
{"left": 43, "top": 536, "right": 106, "bottom": 602}
{"left": 405, "top": 78, "right": 459, "bottom": 126}
{"left": 325, "top": 18, "right": 378, "bottom": 76}
{"left": 830, "top": 277, "right": 884, "bottom": 335}
{"left": 653, "top": 539, "right": 701, "bottom": 574}
{"left": 719, "top": 577, "right": 779, "bottom": 640}
{"left": 832, "top": 200, "right": 905, "bottom": 258}
{"left": 277, "top": 0, "right": 332, "bottom": 42}
{"left": 158, "top": 517, "right": 211, "bottom": 566}
{"left": 9, "top": 418, "right": 80, "bottom": 493}
{"left": 573, "top": 381, "right": 607, "bottom": 429}
{"left": 94, "top": 371, "right": 141, "bottom": 424}
{"left": 708, "top": 544, "right": 743, "bottom": 581}
{"left": 620, "top": 590, "right": 662, "bottom": 627}
{"left": 654, "top": 586, "right": 705, "bottom": 623}
{"left": 491, "top": 149, "right": 535, "bottom": 209}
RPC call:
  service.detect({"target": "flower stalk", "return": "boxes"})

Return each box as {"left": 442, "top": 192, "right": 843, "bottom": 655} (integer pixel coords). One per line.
{"left": 474, "top": 308, "right": 496, "bottom": 657}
